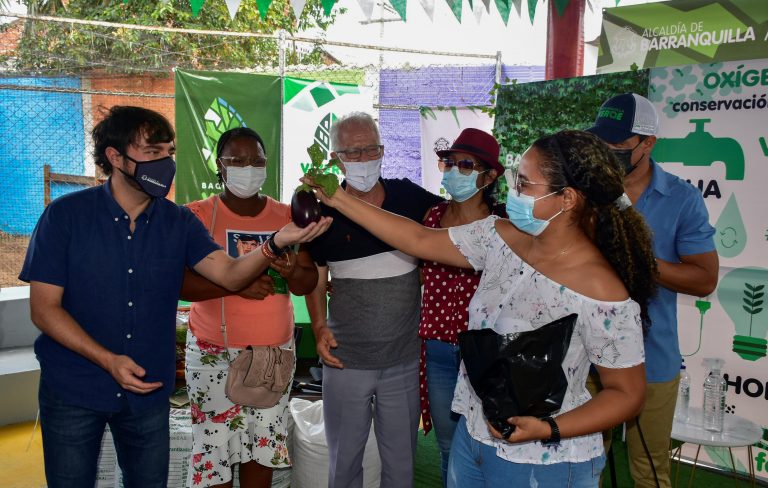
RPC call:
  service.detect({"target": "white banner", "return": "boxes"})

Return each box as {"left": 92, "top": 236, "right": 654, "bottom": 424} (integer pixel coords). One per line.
{"left": 418, "top": 107, "right": 494, "bottom": 197}
{"left": 651, "top": 58, "right": 768, "bottom": 480}
{"left": 281, "top": 78, "right": 374, "bottom": 203}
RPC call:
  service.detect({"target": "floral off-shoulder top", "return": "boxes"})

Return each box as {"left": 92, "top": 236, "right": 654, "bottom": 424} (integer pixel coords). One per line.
{"left": 448, "top": 216, "right": 645, "bottom": 465}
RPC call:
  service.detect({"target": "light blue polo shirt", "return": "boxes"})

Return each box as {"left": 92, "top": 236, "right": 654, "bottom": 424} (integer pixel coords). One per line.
{"left": 635, "top": 159, "right": 716, "bottom": 383}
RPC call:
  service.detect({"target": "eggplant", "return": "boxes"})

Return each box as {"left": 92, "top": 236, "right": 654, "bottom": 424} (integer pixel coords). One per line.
{"left": 291, "top": 189, "right": 322, "bottom": 228}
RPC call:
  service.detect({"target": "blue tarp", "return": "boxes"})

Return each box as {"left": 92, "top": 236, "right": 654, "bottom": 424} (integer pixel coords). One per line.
{"left": 0, "top": 77, "right": 86, "bottom": 235}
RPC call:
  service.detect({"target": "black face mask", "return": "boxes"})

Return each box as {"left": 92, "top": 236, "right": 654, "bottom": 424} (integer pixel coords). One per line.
{"left": 119, "top": 154, "right": 176, "bottom": 198}
{"left": 611, "top": 139, "right": 644, "bottom": 176}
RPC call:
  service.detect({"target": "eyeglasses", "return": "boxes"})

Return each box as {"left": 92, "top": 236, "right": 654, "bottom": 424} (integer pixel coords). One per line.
{"left": 438, "top": 158, "right": 482, "bottom": 176}
{"left": 217, "top": 156, "right": 267, "bottom": 168}
{"left": 512, "top": 171, "right": 563, "bottom": 196}
{"left": 336, "top": 145, "right": 384, "bottom": 161}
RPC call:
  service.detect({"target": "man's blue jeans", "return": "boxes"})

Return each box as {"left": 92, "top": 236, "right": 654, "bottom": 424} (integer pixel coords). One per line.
{"left": 38, "top": 378, "right": 170, "bottom": 488}
{"left": 448, "top": 416, "right": 605, "bottom": 488}
{"left": 425, "top": 339, "right": 462, "bottom": 486}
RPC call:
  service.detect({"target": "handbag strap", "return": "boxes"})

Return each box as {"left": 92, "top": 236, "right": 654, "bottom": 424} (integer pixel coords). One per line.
{"left": 208, "top": 196, "right": 235, "bottom": 365}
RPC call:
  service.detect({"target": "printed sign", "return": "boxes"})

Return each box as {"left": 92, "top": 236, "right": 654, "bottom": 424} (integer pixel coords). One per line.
{"left": 597, "top": 0, "right": 768, "bottom": 74}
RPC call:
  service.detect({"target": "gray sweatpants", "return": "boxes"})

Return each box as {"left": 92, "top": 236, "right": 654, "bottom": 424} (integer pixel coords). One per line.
{"left": 322, "top": 360, "right": 420, "bottom": 488}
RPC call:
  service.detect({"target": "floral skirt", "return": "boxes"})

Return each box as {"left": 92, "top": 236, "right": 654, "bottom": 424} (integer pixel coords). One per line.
{"left": 185, "top": 330, "right": 292, "bottom": 487}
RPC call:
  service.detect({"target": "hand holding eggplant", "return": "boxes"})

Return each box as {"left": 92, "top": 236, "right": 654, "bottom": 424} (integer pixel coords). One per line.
{"left": 273, "top": 218, "right": 333, "bottom": 249}
{"left": 291, "top": 142, "right": 340, "bottom": 227}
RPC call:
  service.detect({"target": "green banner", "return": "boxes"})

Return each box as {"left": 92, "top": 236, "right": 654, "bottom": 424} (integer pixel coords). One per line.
{"left": 174, "top": 70, "right": 281, "bottom": 204}
{"left": 597, "top": 0, "right": 768, "bottom": 74}
{"left": 280, "top": 77, "right": 373, "bottom": 202}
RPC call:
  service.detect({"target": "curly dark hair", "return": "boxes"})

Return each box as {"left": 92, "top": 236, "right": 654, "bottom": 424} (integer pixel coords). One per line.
{"left": 532, "top": 130, "right": 658, "bottom": 332}
{"left": 215, "top": 127, "right": 267, "bottom": 184}
{"left": 476, "top": 161, "right": 504, "bottom": 216}
{"left": 92, "top": 106, "right": 175, "bottom": 176}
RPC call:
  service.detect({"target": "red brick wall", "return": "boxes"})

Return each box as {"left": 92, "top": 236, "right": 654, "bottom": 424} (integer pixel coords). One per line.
{"left": 89, "top": 72, "right": 175, "bottom": 126}
{"left": 0, "top": 20, "right": 23, "bottom": 56}
{"left": 88, "top": 72, "right": 177, "bottom": 200}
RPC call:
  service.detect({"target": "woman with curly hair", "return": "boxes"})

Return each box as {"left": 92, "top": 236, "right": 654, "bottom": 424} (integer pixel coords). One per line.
{"left": 304, "top": 130, "right": 657, "bottom": 487}
{"left": 419, "top": 128, "right": 506, "bottom": 487}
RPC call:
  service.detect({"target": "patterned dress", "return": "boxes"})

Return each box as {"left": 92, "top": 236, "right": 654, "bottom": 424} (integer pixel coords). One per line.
{"left": 419, "top": 201, "right": 482, "bottom": 434}
{"left": 184, "top": 195, "right": 295, "bottom": 487}
{"left": 448, "top": 216, "right": 645, "bottom": 464}
{"left": 185, "top": 332, "right": 292, "bottom": 486}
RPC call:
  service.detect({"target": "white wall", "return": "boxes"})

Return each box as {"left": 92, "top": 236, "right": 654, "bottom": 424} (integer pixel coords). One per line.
{"left": 0, "top": 286, "right": 41, "bottom": 425}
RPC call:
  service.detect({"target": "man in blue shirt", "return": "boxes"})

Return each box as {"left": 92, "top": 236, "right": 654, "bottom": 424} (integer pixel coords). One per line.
{"left": 588, "top": 93, "right": 718, "bottom": 488}
{"left": 19, "top": 106, "right": 330, "bottom": 488}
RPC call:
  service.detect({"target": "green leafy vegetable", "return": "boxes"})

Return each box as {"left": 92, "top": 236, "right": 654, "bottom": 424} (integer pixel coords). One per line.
{"left": 296, "top": 142, "right": 340, "bottom": 197}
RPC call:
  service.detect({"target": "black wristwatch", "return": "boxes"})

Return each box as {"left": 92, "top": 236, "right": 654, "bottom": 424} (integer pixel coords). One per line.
{"left": 541, "top": 416, "right": 561, "bottom": 446}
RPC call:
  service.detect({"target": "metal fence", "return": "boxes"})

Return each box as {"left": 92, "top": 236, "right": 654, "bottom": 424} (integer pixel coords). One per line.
{"left": 0, "top": 11, "right": 543, "bottom": 288}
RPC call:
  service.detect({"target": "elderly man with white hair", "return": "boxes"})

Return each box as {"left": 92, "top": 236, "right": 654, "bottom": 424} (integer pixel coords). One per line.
{"left": 305, "top": 112, "right": 443, "bottom": 488}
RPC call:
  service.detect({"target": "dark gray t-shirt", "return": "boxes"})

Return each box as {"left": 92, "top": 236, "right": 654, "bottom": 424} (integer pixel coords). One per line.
{"left": 307, "top": 178, "right": 442, "bottom": 369}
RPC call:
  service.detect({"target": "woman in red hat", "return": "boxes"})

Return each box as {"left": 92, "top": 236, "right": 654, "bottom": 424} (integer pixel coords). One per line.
{"left": 419, "top": 128, "right": 506, "bottom": 486}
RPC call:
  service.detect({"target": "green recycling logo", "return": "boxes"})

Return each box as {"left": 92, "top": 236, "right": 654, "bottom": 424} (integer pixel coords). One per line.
{"left": 314, "top": 113, "right": 336, "bottom": 162}
{"left": 202, "top": 98, "right": 246, "bottom": 174}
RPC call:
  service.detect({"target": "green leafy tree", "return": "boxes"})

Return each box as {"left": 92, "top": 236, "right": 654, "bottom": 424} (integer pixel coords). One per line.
{"left": 13, "top": 0, "right": 343, "bottom": 73}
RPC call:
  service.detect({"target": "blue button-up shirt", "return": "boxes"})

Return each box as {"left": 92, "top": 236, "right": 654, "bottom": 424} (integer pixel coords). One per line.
{"left": 636, "top": 160, "right": 715, "bottom": 383}
{"left": 19, "top": 181, "right": 219, "bottom": 413}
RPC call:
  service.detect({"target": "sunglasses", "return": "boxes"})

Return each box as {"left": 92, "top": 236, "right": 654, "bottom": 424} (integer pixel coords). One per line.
{"left": 438, "top": 158, "right": 482, "bottom": 176}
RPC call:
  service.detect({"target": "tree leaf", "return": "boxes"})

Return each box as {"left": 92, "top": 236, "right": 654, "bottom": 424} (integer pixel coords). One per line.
{"left": 420, "top": 106, "right": 437, "bottom": 120}
{"left": 13, "top": 0, "right": 342, "bottom": 72}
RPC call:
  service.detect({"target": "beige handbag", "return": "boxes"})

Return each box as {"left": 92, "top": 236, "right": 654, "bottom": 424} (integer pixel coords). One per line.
{"left": 224, "top": 342, "right": 295, "bottom": 409}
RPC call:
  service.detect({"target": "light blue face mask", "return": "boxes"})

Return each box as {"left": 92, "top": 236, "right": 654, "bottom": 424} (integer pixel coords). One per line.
{"left": 441, "top": 167, "right": 486, "bottom": 202}
{"left": 505, "top": 190, "right": 563, "bottom": 236}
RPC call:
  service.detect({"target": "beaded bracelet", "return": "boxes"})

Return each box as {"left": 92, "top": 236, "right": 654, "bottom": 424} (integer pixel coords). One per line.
{"left": 261, "top": 242, "right": 279, "bottom": 260}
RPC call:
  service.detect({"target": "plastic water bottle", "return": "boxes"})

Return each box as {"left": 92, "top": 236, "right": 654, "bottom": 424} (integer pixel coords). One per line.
{"left": 674, "top": 360, "right": 690, "bottom": 422}
{"left": 702, "top": 358, "right": 727, "bottom": 432}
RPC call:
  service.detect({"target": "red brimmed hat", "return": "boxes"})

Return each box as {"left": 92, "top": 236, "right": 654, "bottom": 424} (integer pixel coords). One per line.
{"left": 436, "top": 128, "right": 504, "bottom": 175}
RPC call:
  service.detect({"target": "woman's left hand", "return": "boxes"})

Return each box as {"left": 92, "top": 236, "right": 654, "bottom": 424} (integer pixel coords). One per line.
{"left": 274, "top": 217, "right": 333, "bottom": 248}
{"left": 487, "top": 416, "right": 552, "bottom": 444}
{"left": 270, "top": 251, "right": 296, "bottom": 278}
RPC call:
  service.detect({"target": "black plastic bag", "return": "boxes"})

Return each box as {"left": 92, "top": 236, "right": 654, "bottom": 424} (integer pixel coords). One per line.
{"left": 457, "top": 313, "right": 578, "bottom": 439}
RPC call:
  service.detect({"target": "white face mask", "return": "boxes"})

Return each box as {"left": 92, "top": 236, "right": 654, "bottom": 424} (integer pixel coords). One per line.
{"left": 343, "top": 157, "right": 382, "bottom": 192}
{"left": 224, "top": 166, "right": 267, "bottom": 199}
